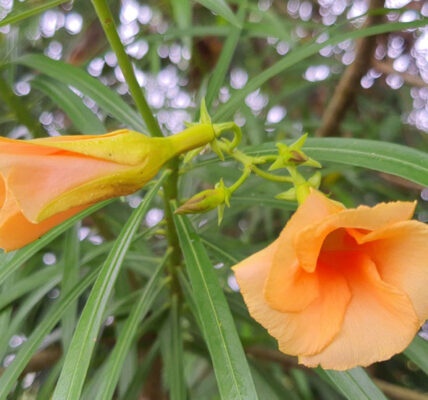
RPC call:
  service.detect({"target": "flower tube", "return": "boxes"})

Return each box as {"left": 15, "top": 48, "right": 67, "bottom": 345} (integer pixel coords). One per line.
{"left": 0, "top": 125, "right": 214, "bottom": 251}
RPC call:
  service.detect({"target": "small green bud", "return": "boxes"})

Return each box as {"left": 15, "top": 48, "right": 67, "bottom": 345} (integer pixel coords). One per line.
{"left": 269, "top": 135, "right": 322, "bottom": 170}
{"left": 175, "top": 189, "right": 225, "bottom": 214}
{"left": 175, "top": 180, "right": 230, "bottom": 215}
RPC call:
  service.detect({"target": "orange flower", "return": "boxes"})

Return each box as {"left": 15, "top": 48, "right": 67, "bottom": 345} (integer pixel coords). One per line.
{"left": 233, "top": 189, "right": 428, "bottom": 370}
{"left": 0, "top": 125, "right": 215, "bottom": 252}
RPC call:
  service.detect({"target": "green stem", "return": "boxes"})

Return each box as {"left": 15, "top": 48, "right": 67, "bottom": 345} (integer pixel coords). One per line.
{"left": 91, "top": 0, "right": 163, "bottom": 138}
{"left": 287, "top": 167, "right": 310, "bottom": 204}
{"left": 218, "top": 143, "right": 293, "bottom": 183}
{"left": 92, "top": 0, "right": 182, "bottom": 293}
{"left": 251, "top": 165, "right": 293, "bottom": 183}
{"left": 162, "top": 158, "right": 182, "bottom": 293}
{"left": 167, "top": 123, "right": 215, "bottom": 157}
{"left": 0, "top": 73, "right": 44, "bottom": 138}
{"left": 229, "top": 167, "right": 251, "bottom": 194}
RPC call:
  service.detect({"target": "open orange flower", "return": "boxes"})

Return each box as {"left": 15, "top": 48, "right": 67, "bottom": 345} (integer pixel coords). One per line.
{"left": 233, "top": 189, "right": 428, "bottom": 370}
{"left": 0, "top": 125, "right": 214, "bottom": 252}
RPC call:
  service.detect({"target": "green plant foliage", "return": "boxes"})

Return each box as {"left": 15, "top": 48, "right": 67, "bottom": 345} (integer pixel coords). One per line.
{"left": 0, "top": 1, "right": 427, "bottom": 399}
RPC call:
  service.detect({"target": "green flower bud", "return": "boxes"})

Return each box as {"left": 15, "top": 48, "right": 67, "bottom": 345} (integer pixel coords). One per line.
{"left": 175, "top": 187, "right": 227, "bottom": 214}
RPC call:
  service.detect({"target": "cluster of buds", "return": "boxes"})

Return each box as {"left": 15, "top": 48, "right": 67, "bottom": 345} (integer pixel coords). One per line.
{"left": 176, "top": 104, "right": 323, "bottom": 222}
{"left": 269, "top": 135, "right": 322, "bottom": 204}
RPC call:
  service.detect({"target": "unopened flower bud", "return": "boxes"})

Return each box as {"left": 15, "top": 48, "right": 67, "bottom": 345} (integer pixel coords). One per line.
{"left": 175, "top": 188, "right": 226, "bottom": 214}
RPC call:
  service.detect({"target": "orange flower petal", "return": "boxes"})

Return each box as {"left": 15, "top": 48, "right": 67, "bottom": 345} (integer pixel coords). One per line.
{"left": 0, "top": 184, "right": 85, "bottom": 252}
{"left": 2, "top": 153, "right": 128, "bottom": 223}
{"left": 0, "top": 136, "right": 60, "bottom": 156}
{"left": 299, "top": 253, "right": 419, "bottom": 370}
{"left": 295, "top": 201, "right": 416, "bottom": 273}
{"left": 264, "top": 190, "right": 343, "bottom": 313}
{"left": 233, "top": 241, "right": 351, "bottom": 356}
{"left": 360, "top": 220, "right": 428, "bottom": 324}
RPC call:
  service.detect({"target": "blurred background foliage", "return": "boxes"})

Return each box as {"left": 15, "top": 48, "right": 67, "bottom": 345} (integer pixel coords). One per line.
{"left": 0, "top": 0, "right": 428, "bottom": 399}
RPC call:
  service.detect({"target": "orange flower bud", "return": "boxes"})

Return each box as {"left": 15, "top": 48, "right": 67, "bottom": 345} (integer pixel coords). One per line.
{"left": 0, "top": 126, "right": 215, "bottom": 251}
{"left": 233, "top": 189, "right": 428, "bottom": 370}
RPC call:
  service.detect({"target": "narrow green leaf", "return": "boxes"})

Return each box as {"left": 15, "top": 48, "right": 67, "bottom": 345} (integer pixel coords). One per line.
{"left": 120, "top": 341, "right": 160, "bottom": 400}
{"left": 81, "top": 362, "right": 110, "bottom": 400}
{"left": 143, "top": 25, "right": 229, "bottom": 41}
{"left": 200, "top": 236, "right": 239, "bottom": 264}
{"left": 173, "top": 210, "right": 258, "bottom": 400}
{"left": 31, "top": 76, "right": 105, "bottom": 134}
{"left": 317, "top": 367, "right": 388, "bottom": 400}
{"left": 61, "top": 223, "right": 81, "bottom": 351}
{"left": 172, "top": 0, "right": 192, "bottom": 29}
{"left": 214, "top": 18, "right": 428, "bottom": 121}
{"left": 94, "top": 256, "right": 168, "bottom": 400}
{"left": 0, "top": 200, "right": 112, "bottom": 287}
{"left": 205, "top": 1, "right": 246, "bottom": 108}
{"left": 291, "top": 368, "right": 314, "bottom": 400}
{"left": 250, "top": 364, "right": 287, "bottom": 400}
{"left": 0, "top": 0, "right": 69, "bottom": 27}
{"left": 195, "top": 0, "right": 242, "bottom": 28}
{"left": 0, "top": 267, "right": 99, "bottom": 400}
{"left": 0, "top": 265, "right": 61, "bottom": 310}
{"left": 0, "top": 277, "right": 61, "bottom": 359}
{"left": 36, "top": 357, "right": 64, "bottom": 400}
{"left": 171, "top": 0, "right": 192, "bottom": 51}
{"left": 16, "top": 54, "right": 146, "bottom": 132}
{"left": 52, "top": 171, "right": 169, "bottom": 400}
{"left": 161, "top": 294, "right": 186, "bottom": 400}
{"left": 404, "top": 336, "right": 428, "bottom": 375}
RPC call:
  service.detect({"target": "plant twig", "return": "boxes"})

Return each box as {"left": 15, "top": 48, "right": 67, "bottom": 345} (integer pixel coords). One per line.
{"left": 372, "top": 60, "right": 427, "bottom": 88}
{"left": 0, "top": 345, "right": 62, "bottom": 377}
{"left": 373, "top": 378, "right": 428, "bottom": 400}
{"left": 91, "top": 0, "right": 183, "bottom": 293}
{"left": 91, "top": 0, "right": 162, "bottom": 138}
{"left": 317, "top": 0, "right": 385, "bottom": 137}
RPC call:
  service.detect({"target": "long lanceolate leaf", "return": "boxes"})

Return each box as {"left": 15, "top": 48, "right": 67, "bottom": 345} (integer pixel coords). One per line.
{"left": 404, "top": 336, "right": 428, "bottom": 375}
{"left": 94, "top": 256, "right": 168, "bottom": 400}
{"left": 250, "top": 138, "right": 428, "bottom": 187}
{"left": 0, "top": 267, "right": 100, "bottom": 400}
{"left": 0, "top": 0, "right": 69, "bottom": 27}
{"left": 31, "top": 76, "right": 106, "bottom": 134}
{"left": 213, "top": 18, "right": 428, "bottom": 121}
{"left": 205, "top": 1, "right": 247, "bottom": 108}
{"left": 0, "top": 200, "right": 113, "bottom": 287}
{"left": 317, "top": 368, "right": 388, "bottom": 400}
{"left": 161, "top": 294, "right": 186, "bottom": 400}
{"left": 195, "top": 0, "right": 242, "bottom": 28}
{"left": 173, "top": 210, "right": 258, "bottom": 400}
{"left": 52, "top": 170, "right": 170, "bottom": 400}
{"left": 61, "top": 223, "right": 81, "bottom": 351}
{"left": 15, "top": 54, "right": 146, "bottom": 133}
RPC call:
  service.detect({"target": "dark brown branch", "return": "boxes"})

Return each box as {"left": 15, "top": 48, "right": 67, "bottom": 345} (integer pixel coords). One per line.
{"left": 372, "top": 60, "right": 427, "bottom": 88}
{"left": 0, "top": 345, "right": 62, "bottom": 377}
{"left": 373, "top": 379, "right": 428, "bottom": 400}
{"left": 317, "top": 0, "right": 385, "bottom": 137}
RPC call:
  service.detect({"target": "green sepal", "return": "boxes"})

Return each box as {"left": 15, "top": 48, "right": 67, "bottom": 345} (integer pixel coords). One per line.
{"left": 275, "top": 187, "right": 296, "bottom": 201}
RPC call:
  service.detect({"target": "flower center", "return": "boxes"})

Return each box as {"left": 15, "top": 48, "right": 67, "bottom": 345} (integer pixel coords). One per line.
{"left": 318, "top": 228, "right": 370, "bottom": 269}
